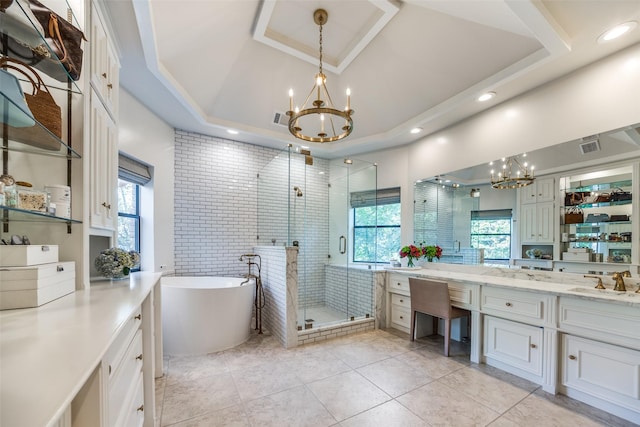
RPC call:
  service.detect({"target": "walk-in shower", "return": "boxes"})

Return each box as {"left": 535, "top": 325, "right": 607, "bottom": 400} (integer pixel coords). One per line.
{"left": 257, "top": 146, "right": 377, "bottom": 330}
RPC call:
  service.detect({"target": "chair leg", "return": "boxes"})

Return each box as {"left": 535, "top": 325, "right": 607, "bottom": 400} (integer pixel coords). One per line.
{"left": 432, "top": 316, "right": 438, "bottom": 336}
{"left": 444, "top": 318, "right": 451, "bottom": 357}
{"left": 410, "top": 310, "right": 416, "bottom": 341}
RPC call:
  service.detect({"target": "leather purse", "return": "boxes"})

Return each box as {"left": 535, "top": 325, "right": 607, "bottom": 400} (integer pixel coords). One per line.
{"left": 564, "top": 206, "right": 584, "bottom": 224}
{"left": 610, "top": 188, "right": 632, "bottom": 202}
{"left": 0, "top": 67, "right": 36, "bottom": 127}
{"left": 0, "top": 0, "right": 45, "bottom": 46}
{"left": 26, "top": 0, "right": 86, "bottom": 81}
{"left": 1, "top": 57, "right": 61, "bottom": 149}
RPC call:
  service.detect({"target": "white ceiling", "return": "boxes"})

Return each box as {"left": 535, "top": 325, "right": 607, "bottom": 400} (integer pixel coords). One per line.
{"left": 103, "top": 0, "right": 640, "bottom": 159}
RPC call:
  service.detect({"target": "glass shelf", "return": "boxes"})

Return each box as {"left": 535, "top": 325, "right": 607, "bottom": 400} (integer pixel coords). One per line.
{"left": 565, "top": 179, "right": 632, "bottom": 193}
{"left": 0, "top": 88, "right": 81, "bottom": 158}
{"left": 562, "top": 200, "right": 632, "bottom": 209}
{"left": 1, "top": 206, "right": 81, "bottom": 224}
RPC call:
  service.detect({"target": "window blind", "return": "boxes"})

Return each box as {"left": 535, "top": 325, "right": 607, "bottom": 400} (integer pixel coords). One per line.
{"left": 471, "top": 209, "right": 512, "bottom": 220}
{"left": 118, "top": 152, "right": 152, "bottom": 185}
{"left": 350, "top": 187, "right": 400, "bottom": 208}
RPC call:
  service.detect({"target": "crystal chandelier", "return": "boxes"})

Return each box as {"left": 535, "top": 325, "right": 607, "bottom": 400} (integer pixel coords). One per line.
{"left": 490, "top": 155, "right": 535, "bottom": 189}
{"left": 286, "top": 9, "right": 354, "bottom": 143}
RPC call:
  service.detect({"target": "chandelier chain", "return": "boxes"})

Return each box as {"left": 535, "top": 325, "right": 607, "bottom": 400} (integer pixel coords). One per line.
{"left": 318, "top": 23, "right": 323, "bottom": 76}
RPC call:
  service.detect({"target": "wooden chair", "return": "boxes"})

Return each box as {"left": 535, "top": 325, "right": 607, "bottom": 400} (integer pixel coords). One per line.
{"left": 408, "top": 278, "right": 470, "bottom": 356}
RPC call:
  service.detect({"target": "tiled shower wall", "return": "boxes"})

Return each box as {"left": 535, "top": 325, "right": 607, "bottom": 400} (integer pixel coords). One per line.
{"left": 325, "top": 265, "right": 376, "bottom": 319}
{"left": 414, "top": 182, "right": 454, "bottom": 249}
{"left": 174, "top": 130, "right": 279, "bottom": 276}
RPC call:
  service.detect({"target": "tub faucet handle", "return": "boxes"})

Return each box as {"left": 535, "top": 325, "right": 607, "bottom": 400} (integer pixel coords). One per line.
{"left": 612, "top": 272, "right": 627, "bottom": 292}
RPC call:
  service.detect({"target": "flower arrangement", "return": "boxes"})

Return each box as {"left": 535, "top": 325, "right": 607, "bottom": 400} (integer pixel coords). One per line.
{"left": 399, "top": 244, "right": 423, "bottom": 267}
{"left": 95, "top": 248, "right": 140, "bottom": 279}
{"left": 423, "top": 244, "right": 443, "bottom": 262}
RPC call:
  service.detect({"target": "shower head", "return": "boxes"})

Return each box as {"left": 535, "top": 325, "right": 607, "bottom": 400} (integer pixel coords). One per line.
{"left": 293, "top": 186, "right": 303, "bottom": 197}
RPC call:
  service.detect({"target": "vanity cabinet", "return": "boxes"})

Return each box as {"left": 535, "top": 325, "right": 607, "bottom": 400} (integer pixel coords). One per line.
{"left": 521, "top": 177, "right": 555, "bottom": 204}
{"left": 484, "top": 315, "right": 543, "bottom": 380}
{"left": 481, "top": 286, "right": 555, "bottom": 327}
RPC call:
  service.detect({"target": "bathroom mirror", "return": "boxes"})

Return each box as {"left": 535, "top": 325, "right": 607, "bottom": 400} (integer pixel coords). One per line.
{"left": 414, "top": 123, "right": 640, "bottom": 265}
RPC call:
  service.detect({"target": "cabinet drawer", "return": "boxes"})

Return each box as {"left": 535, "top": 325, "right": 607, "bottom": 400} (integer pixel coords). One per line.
{"left": 122, "top": 374, "right": 145, "bottom": 427}
{"left": 562, "top": 334, "right": 640, "bottom": 413}
{"left": 103, "top": 309, "right": 142, "bottom": 380}
{"left": 391, "top": 293, "right": 410, "bottom": 308}
{"left": 484, "top": 315, "right": 543, "bottom": 377}
{"left": 108, "top": 329, "right": 143, "bottom": 427}
{"left": 391, "top": 305, "right": 411, "bottom": 328}
{"left": 388, "top": 274, "right": 410, "bottom": 293}
{"left": 482, "top": 287, "right": 553, "bottom": 325}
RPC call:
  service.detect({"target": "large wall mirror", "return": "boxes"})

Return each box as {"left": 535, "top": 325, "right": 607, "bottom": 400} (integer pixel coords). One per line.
{"left": 414, "top": 123, "right": 640, "bottom": 267}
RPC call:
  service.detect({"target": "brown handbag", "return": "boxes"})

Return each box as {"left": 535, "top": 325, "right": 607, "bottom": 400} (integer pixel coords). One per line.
{"left": 1, "top": 57, "right": 61, "bottom": 149}
{"left": 27, "top": 0, "right": 86, "bottom": 81}
{"left": 564, "top": 206, "right": 584, "bottom": 225}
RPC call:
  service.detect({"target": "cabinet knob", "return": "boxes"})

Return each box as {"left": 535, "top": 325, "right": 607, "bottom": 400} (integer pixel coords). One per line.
{"left": 568, "top": 355, "right": 577, "bottom": 360}
{"left": 107, "top": 83, "right": 113, "bottom": 89}
{"left": 134, "top": 314, "right": 142, "bottom": 320}
{"left": 108, "top": 364, "right": 112, "bottom": 375}
{"left": 399, "top": 316, "right": 404, "bottom": 319}
{"left": 399, "top": 299, "right": 404, "bottom": 303}
{"left": 530, "top": 343, "right": 537, "bottom": 349}
{"left": 137, "top": 405, "right": 144, "bottom": 412}
{"left": 397, "top": 283, "right": 401, "bottom": 286}
{"left": 101, "top": 202, "right": 111, "bottom": 209}
{"left": 505, "top": 302, "right": 512, "bottom": 307}
{"left": 102, "top": 72, "right": 107, "bottom": 78}
{"left": 136, "top": 354, "right": 143, "bottom": 361}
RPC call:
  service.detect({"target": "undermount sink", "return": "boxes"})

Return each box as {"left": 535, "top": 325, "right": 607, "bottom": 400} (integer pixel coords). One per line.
{"left": 568, "top": 287, "right": 638, "bottom": 297}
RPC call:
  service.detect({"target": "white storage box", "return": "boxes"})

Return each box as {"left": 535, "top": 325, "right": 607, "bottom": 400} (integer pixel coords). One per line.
{"left": 0, "top": 261, "right": 75, "bottom": 310}
{"left": 562, "top": 251, "right": 591, "bottom": 262}
{"left": 566, "top": 247, "right": 590, "bottom": 253}
{"left": 0, "top": 245, "right": 59, "bottom": 267}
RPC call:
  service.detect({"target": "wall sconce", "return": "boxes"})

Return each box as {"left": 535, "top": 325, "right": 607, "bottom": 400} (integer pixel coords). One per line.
{"left": 470, "top": 188, "right": 480, "bottom": 198}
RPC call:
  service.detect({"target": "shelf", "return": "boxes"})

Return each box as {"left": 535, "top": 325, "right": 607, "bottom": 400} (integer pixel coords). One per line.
{"left": 563, "top": 200, "right": 632, "bottom": 209}
{"left": 0, "top": 89, "right": 81, "bottom": 158}
{"left": 1, "top": 206, "right": 81, "bottom": 224}
{"left": 565, "top": 179, "right": 632, "bottom": 193}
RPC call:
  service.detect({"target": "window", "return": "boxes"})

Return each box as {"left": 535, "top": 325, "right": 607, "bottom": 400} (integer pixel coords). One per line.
{"left": 352, "top": 187, "right": 401, "bottom": 263}
{"left": 117, "top": 153, "right": 152, "bottom": 263}
{"left": 470, "top": 209, "right": 512, "bottom": 261}
{"left": 117, "top": 179, "right": 140, "bottom": 253}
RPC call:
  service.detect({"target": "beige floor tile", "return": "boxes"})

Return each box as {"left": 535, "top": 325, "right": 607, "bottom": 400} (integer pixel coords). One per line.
{"left": 307, "top": 370, "right": 391, "bottom": 421}
{"left": 339, "top": 400, "right": 428, "bottom": 427}
{"left": 394, "top": 348, "right": 468, "bottom": 379}
{"left": 286, "top": 350, "right": 352, "bottom": 384}
{"left": 155, "top": 376, "right": 166, "bottom": 424}
{"left": 168, "top": 404, "right": 250, "bottom": 427}
{"left": 330, "top": 337, "right": 407, "bottom": 369}
{"left": 438, "top": 366, "right": 536, "bottom": 413}
{"left": 357, "top": 357, "right": 434, "bottom": 397}
{"left": 231, "top": 360, "right": 303, "bottom": 401}
{"left": 161, "top": 372, "right": 240, "bottom": 426}
{"left": 165, "top": 352, "right": 228, "bottom": 386}
{"left": 397, "top": 381, "right": 500, "bottom": 426}
{"left": 498, "top": 393, "right": 608, "bottom": 427}
{"left": 245, "top": 385, "right": 337, "bottom": 427}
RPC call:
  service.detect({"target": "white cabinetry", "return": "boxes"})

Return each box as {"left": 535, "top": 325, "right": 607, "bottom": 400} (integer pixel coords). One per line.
{"left": 562, "top": 334, "right": 640, "bottom": 420}
{"left": 484, "top": 315, "right": 543, "bottom": 380}
{"left": 89, "top": 89, "right": 117, "bottom": 231}
{"left": 520, "top": 201, "right": 554, "bottom": 243}
{"left": 90, "top": 3, "right": 119, "bottom": 117}
{"left": 521, "top": 178, "right": 555, "bottom": 204}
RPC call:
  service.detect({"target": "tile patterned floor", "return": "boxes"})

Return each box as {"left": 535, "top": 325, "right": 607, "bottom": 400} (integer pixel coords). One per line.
{"left": 156, "top": 328, "right": 635, "bottom": 427}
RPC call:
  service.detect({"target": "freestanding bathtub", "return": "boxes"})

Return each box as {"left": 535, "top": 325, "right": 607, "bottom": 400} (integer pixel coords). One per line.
{"left": 162, "top": 276, "right": 255, "bottom": 355}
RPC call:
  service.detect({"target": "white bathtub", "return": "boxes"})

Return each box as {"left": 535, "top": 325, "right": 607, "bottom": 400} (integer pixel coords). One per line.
{"left": 162, "top": 276, "right": 255, "bottom": 355}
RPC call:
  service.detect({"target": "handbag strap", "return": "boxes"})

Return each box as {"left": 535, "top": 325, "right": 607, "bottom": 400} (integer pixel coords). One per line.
{"left": 0, "top": 56, "right": 48, "bottom": 95}
{"left": 47, "top": 14, "right": 68, "bottom": 64}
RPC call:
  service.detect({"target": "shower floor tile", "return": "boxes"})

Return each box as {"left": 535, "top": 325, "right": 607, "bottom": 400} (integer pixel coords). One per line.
{"left": 297, "top": 305, "right": 347, "bottom": 327}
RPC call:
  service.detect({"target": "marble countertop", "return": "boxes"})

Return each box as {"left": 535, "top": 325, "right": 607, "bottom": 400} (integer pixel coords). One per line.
{"left": 0, "top": 272, "right": 161, "bottom": 427}
{"left": 388, "top": 266, "right": 640, "bottom": 306}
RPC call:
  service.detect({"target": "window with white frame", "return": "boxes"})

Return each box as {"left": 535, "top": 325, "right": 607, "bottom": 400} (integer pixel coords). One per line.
{"left": 352, "top": 187, "right": 401, "bottom": 263}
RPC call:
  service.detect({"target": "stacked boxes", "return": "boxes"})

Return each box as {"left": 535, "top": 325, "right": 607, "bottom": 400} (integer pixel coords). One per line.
{"left": 562, "top": 247, "right": 592, "bottom": 262}
{"left": 0, "top": 245, "right": 75, "bottom": 310}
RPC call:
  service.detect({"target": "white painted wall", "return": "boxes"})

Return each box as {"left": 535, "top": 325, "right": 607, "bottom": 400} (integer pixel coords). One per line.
{"left": 118, "top": 90, "right": 175, "bottom": 273}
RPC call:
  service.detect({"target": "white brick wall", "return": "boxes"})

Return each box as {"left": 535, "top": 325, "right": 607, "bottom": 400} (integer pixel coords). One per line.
{"left": 174, "top": 130, "right": 280, "bottom": 276}
{"left": 325, "top": 265, "right": 375, "bottom": 318}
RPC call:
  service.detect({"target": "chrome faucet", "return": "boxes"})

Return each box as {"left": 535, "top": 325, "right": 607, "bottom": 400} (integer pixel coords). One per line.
{"left": 612, "top": 272, "right": 627, "bottom": 292}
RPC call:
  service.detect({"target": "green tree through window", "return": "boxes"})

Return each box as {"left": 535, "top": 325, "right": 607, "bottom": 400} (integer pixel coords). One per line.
{"left": 353, "top": 203, "right": 401, "bottom": 263}
{"left": 470, "top": 210, "right": 512, "bottom": 260}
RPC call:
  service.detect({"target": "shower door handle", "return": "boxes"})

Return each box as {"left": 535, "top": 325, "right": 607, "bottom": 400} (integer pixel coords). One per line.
{"left": 339, "top": 236, "right": 347, "bottom": 254}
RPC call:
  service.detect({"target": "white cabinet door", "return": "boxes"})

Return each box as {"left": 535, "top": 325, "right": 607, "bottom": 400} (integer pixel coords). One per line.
{"left": 521, "top": 184, "right": 538, "bottom": 204}
{"left": 535, "top": 178, "right": 555, "bottom": 203}
{"left": 90, "top": 5, "right": 119, "bottom": 118}
{"left": 562, "top": 334, "right": 640, "bottom": 413}
{"left": 520, "top": 202, "right": 554, "bottom": 243}
{"left": 89, "top": 89, "right": 117, "bottom": 231}
{"left": 484, "top": 315, "right": 543, "bottom": 377}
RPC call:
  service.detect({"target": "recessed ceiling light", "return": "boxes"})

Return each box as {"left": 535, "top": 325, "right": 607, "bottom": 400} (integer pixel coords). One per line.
{"left": 410, "top": 127, "right": 422, "bottom": 134}
{"left": 477, "top": 92, "right": 496, "bottom": 102}
{"left": 598, "top": 21, "right": 637, "bottom": 43}
{"left": 227, "top": 129, "right": 239, "bottom": 135}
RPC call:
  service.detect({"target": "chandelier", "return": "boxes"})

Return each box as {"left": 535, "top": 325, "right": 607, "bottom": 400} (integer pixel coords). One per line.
{"left": 286, "top": 9, "right": 354, "bottom": 143}
{"left": 490, "top": 155, "right": 535, "bottom": 189}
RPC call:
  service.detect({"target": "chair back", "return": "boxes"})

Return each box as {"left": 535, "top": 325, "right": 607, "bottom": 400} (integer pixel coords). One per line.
{"left": 408, "top": 278, "right": 451, "bottom": 319}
